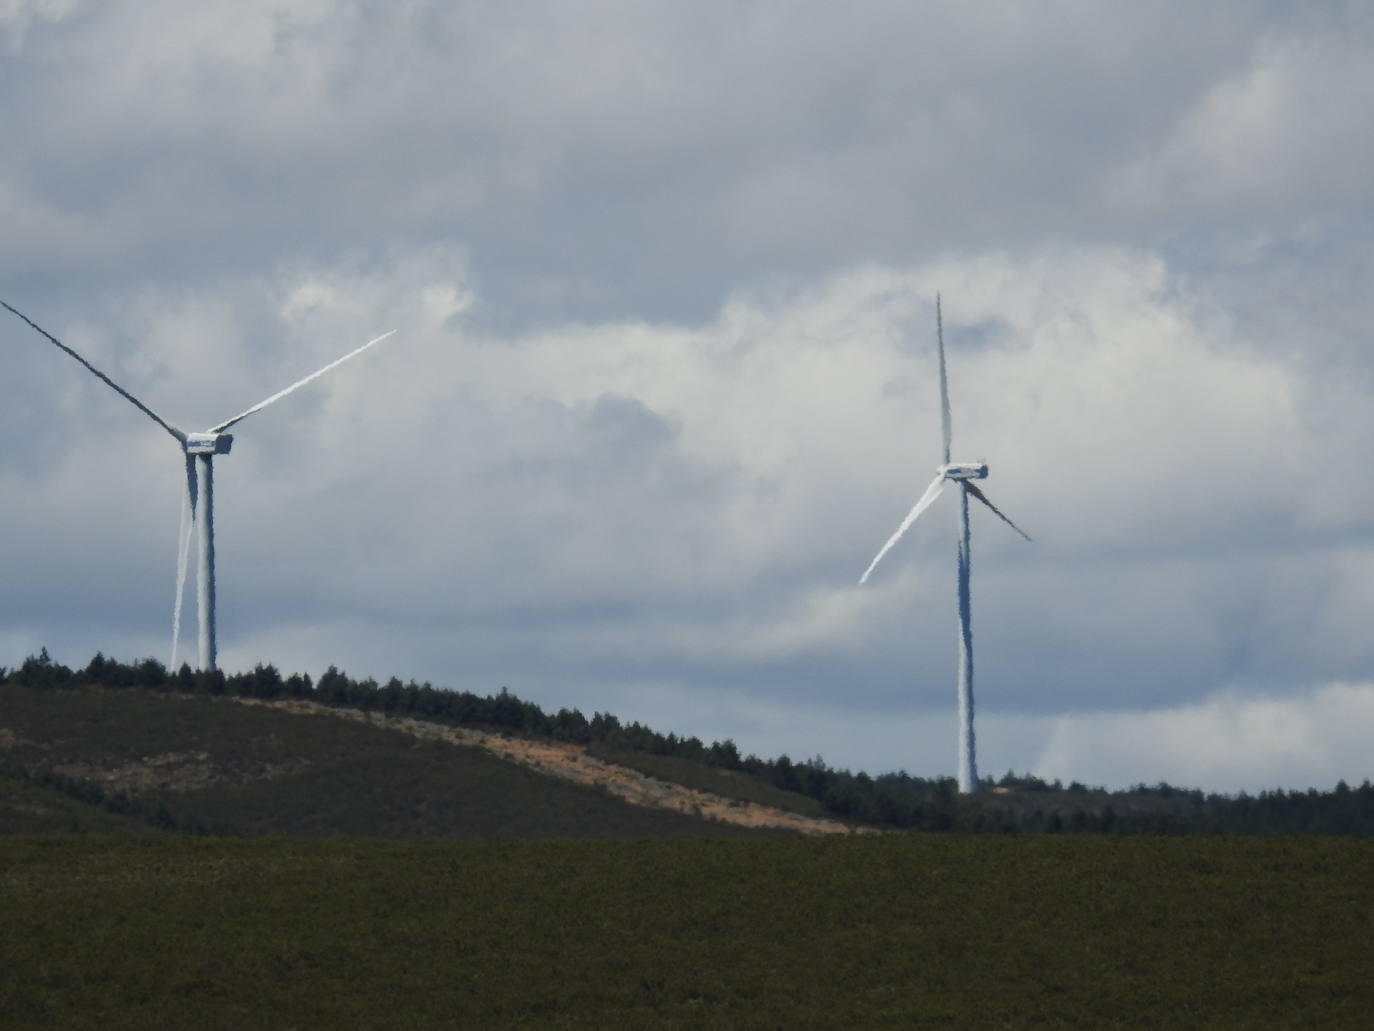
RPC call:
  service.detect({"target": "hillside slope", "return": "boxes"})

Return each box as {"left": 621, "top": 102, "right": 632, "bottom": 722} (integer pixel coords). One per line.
{"left": 0, "top": 770, "right": 157, "bottom": 834}
{"left": 0, "top": 684, "right": 850, "bottom": 836}
{"left": 8, "top": 658, "right": 1371, "bottom": 835}
{"left": 239, "top": 697, "right": 860, "bottom": 835}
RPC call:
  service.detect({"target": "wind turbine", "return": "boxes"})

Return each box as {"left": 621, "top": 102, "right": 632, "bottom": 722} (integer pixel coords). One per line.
{"left": 858, "top": 296, "right": 1030, "bottom": 794}
{"left": 2, "top": 299, "right": 396, "bottom": 672}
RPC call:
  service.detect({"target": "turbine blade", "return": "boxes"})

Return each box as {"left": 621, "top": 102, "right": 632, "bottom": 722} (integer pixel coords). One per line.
{"left": 209, "top": 329, "right": 398, "bottom": 432}
{"left": 170, "top": 456, "right": 197, "bottom": 669}
{"left": 2, "top": 299, "right": 186, "bottom": 444}
{"left": 858, "top": 472, "right": 947, "bottom": 584}
{"left": 965, "top": 482, "right": 1032, "bottom": 542}
{"left": 937, "top": 294, "right": 951, "bottom": 466}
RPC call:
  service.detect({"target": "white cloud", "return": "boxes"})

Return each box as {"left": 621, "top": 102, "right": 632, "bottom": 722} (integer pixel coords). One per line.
{"left": 1031, "top": 682, "right": 1374, "bottom": 794}
{"left": 1106, "top": 14, "right": 1374, "bottom": 224}
{"left": 0, "top": 0, "right": 75, "bottom": 39}
{"left": 585, "top": 680, "right": 1374, "bottom": 796}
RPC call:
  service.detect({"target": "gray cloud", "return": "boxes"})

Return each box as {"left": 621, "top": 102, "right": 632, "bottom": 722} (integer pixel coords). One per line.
{"left": 3, "top": 2, "right": 1372, "bottom": 790}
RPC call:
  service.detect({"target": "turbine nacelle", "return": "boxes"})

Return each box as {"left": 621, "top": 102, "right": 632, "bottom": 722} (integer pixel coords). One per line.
{"left": 184, "top": 432, "right": 233, "bottom": 455}
{"left": 940, "top": 461, "right": 987, "bottom": 481}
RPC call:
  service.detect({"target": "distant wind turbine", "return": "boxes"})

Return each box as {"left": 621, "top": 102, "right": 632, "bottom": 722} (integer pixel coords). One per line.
{"left": 859, "top": 296, "right": 1031, "bottom": 794}
{"left": 2, "top": 299, "right": 397, "bottom": 672}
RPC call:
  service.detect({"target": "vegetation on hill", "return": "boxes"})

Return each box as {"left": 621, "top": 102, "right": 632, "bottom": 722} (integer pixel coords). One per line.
{"left": 0, "top": 770, "right": 160, "bottom": 835}
{"left": 0, "top": 663, "right": 760, "bottom": 838}
{"left": 4, "top": 649, "right": 1373, "bottom": 835}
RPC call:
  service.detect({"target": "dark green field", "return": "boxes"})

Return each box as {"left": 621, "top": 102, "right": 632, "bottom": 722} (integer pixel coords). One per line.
{"left": 2, "top": 834, "right": 1370, "bottom": 1029}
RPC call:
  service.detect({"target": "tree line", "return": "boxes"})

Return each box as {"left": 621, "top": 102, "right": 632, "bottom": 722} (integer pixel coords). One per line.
{"left": 5, "top": 649, "right": 1373, "bottom": 834}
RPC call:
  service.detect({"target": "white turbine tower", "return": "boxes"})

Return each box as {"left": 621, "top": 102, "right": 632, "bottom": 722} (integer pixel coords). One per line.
{"left": 3, "top": 299, "right": 397, "bottom": 672}
{"left": 859, "top": 296, "right": 1031, "bottom": 794}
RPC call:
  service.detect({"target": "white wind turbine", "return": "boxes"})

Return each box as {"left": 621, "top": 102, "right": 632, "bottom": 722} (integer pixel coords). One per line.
{"left": 3, "top": 299, "right": 396, "bottom": 672}
{"left": 859, "top": 296, "right": 1030, "bottom": 794}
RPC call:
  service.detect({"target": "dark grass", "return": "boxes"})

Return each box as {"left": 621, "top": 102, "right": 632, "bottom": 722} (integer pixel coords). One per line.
{"left": 0, "top": 775, "right": 155, "bottom": 834}
{"left": 0, "top": 686, "right": 758, "bottom": 837}
{"left": 2, "top": 835, "right": 1370, "bottom": 1029}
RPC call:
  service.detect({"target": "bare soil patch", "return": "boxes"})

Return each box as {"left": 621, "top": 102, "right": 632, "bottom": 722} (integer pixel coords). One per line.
{"left": 52, "top": 750, "right": 310, "bottom": 794}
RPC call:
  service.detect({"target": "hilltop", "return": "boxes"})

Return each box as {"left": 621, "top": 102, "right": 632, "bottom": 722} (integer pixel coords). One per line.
{"left": 3, "top": 651, "right": 1372, "bottom": 836}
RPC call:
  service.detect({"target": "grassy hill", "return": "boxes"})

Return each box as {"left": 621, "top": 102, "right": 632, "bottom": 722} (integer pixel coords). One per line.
{"left": 0, "top": 683, "right": 771, "bottom": 837}
{"left": 0, "top": 773, "right": 156, "bottom": 834}
{"left": 4, "top": 651, "right": 1373, "bottom": 835}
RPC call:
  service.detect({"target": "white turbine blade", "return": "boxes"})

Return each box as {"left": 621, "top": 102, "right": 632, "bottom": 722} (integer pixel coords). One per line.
{"left": 170, "top": 457, "right": 197, "bottom": 669}
{"left": 858, "top": 472, "right": 947, "bottom": 584}
{"left": 936, "top": 294, "right": 951, "bottom": 466}
{"left": 2, "top": 299, "right": 186, "bottom": 443}
{"left": 965, "top": 482, "right": 1032, "bottom": 542}
{"left": 209, "top": 329, "right": 398, "bottom": 433}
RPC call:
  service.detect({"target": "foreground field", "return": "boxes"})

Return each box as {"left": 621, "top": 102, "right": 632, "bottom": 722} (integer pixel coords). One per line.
{"left": 2, "top": 835, "right": 1370, "bottom": 1029}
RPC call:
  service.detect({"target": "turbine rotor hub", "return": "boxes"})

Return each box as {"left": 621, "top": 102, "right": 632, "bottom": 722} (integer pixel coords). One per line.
{"left": 940, "top": 461, "right": 987, "bottom": 480}
{"left": 184, "top": 432, "right": 233, "bottom": 455}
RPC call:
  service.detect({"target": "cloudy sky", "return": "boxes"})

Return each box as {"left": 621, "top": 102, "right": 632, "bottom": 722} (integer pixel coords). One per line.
{"left": 3, "top": 1, "right": 1372, "bottom": 793}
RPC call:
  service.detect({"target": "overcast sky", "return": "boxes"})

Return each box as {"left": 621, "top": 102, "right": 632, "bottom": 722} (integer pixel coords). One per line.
{"left": 4, "top": 1, "right": 1372, "bottom": 793}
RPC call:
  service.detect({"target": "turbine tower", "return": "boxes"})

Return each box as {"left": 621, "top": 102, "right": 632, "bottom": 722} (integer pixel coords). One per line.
{"left": 859, "top": 296, "right": 1030, "bottom": 793}
{"left": 3, "top": 299, "right": 396, "bottom": 672}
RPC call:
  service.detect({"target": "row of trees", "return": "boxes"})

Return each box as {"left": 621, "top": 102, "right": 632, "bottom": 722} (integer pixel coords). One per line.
{"left": 6, "top": 650, "right": 1374, "bottom": 834}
